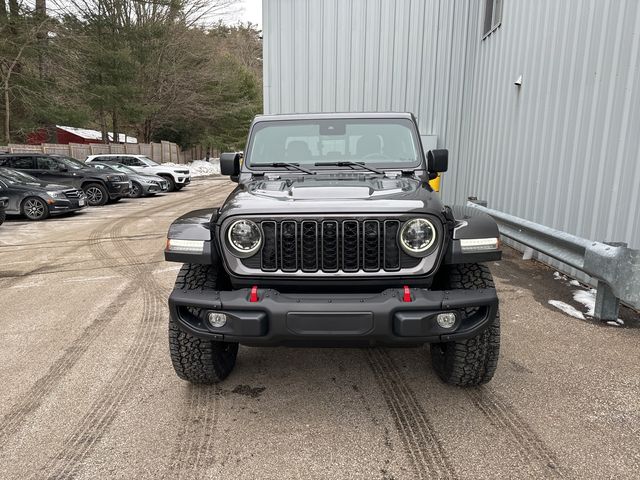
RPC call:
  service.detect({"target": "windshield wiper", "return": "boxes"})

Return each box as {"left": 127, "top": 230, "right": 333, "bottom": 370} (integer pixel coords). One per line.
{"left": 314, "top": 161, "right": 383, "bottom": 174}
{"left": 256, "top": 162, "right": 316, "bottom": 174}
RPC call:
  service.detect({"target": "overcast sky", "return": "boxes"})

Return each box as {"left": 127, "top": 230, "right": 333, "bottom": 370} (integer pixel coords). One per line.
{"left": 237, "top": 0, "right": 262, "bottom": 27}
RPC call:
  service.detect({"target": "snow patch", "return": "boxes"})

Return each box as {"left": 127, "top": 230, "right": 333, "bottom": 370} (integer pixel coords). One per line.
{"left": 573, "top": 289, "right": 596, "bottom": 317}
{"left": 569, "top": 279, "right": 581, "bottom": 286}
{"left": 553, "top": 271, "right": 568, "bottom": 281}
{"left": 548, "top": 300, "right": 585, "bottom": 320}
{"left": 163, "top": 159, "right": 220, "bottom": 177}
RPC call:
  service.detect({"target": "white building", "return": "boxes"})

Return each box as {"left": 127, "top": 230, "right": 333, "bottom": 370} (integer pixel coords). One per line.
{"left": 262, "top": 0, "right": 640, "bottom": 251}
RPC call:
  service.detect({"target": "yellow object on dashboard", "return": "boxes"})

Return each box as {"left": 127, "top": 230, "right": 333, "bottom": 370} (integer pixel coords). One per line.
{"left": 429, "top": 174, "right": 441, "bottom": 192}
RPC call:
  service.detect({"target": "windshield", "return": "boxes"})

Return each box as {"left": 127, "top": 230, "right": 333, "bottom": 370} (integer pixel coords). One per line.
{"left": 247, "top": 118, "right": 421, "bottom": 168}
{"left": 0, "top": 167, "right": 41, "bottom": 184}
{"left": 56, "top": 156, "right": 87, "bottom": 170}
{"left": 104, "top": 163, "right": 135, "bottom": 174}
{"left": 139, "top": 156, "right": 160, "bottom": 166}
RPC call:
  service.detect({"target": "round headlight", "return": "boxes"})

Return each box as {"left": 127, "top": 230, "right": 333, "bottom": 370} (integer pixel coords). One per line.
{"left": 227, "top": 219, "right": 262, "bottom": 256}
{"left": 399, "top": 218, "right": 436, "bottom": 255}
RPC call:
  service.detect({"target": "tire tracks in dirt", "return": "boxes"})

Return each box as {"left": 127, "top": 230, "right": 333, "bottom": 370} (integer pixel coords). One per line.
{"left": 467, "top": 388, "right": 567, "bottom": 478}
{"left": 0, "top": 283, "right": 137, "bottom": 446}
{"left": 38, "top": 184, "right": 230, "bottom": 479}
{"left": 365, "top": 348, "right": 457, "bottom": 480}
{"left": 169, "top": 385, "right": 221, "bottom": 480}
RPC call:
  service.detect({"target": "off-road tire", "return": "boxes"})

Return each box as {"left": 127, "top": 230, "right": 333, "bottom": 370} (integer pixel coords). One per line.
{"left": 83, "top": 183, "right": 109, "bottom": 206}
{"left": 168, "top": 263, "right": 238, "bottom": 384}
{"left": 430, "top": 263, "right": 500, "bottom": 387}
{"left": 0, "top": 208, "right": 5, "bottom": 225}
{"left": 161, "top": 175, "right": 176, "bottom": 192}
{"left": 174, "top": 184, "right": 184, "bottom": 191}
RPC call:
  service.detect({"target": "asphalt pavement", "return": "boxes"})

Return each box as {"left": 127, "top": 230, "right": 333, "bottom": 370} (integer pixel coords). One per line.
{"left": 0, "top": 177, "right": 638, "bottom": 479}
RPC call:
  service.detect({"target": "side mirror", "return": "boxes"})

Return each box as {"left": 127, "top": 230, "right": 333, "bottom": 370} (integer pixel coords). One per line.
{"left": 220, "top": 152, "right": 241, "bottom": 181}
{"left": 427, "top": 149, "right": 448, "bottom": 173}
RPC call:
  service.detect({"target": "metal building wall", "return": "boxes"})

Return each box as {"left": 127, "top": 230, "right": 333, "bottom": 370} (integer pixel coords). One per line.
{"left": 262, "top": 0, "right": 472, "bottom": 191}
{"left": 456, "top": 0, "right": 640, "bottom": 250}
{"left": 263, "top": 0, "right": 640, "bottom": 250}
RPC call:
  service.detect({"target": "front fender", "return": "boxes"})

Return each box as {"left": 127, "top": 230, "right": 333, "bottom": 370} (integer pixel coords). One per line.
{"left": 165, "top": 208, "right": 219, "bottom": 264}
{"left": 444, "top": 205, "right": 502, "bottom": 264}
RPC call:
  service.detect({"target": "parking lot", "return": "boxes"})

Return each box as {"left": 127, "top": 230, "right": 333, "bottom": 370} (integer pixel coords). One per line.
{"left": 0, "top": 176, "right": 638, "bottom": 479}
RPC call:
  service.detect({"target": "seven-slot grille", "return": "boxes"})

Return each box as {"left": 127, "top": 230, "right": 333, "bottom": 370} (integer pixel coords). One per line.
{"left": 242, "top": 219, "right": 421, "bottom": 273}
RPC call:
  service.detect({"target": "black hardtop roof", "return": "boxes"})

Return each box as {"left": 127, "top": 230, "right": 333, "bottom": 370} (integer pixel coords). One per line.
{"left": 0, "top": 153, "right": 69, "bottom": 157}
{"left": 253, "top": 112, "right": 416, "bottom": 123}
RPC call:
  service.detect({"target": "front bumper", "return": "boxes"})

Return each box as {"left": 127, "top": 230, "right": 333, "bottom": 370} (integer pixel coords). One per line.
{"left": 169, "top": 287, "right": 498, "bottom": 346}
{"left": 142, "top": 181, "right": 169, "bottom": 194}
{"left": 49, "top": 198, "right": 87, "bottom": 214}
{"left": 106, "top": 180, "right": 131, "bottom": 198}
{"left": 175, "top": 175, "right": 191, "bottom": 185}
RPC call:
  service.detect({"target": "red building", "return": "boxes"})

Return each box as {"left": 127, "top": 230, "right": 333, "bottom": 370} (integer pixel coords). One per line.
{"left": 55, "top": 125, "right": 137, "bottom": 145}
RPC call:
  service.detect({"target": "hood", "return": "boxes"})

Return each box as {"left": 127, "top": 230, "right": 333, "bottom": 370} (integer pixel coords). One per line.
{"left": 218, "top": 174, "right": 443, "bottom": 218}
{"left": 6, "top": 181, "right": 68, "bottom": 192}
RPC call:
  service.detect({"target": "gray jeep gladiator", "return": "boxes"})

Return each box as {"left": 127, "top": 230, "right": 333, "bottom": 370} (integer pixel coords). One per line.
{"left": 165, "top": 113, "right": 502, "bottom": 387}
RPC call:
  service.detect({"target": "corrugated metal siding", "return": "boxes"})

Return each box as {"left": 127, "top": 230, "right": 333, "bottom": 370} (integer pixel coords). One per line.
{"left": 263, "top": 0, "right": 471, "bottom": 190}
{"left": 457, "top": 0, "right": 640, "bottom": 252}
{"left": 263, "top": 0, "right": 640, "bottom": 252}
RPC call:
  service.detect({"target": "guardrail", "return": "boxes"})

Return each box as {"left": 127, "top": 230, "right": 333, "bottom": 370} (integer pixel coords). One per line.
{"left": 466, "top": 199, "right": 640, "bottom": 321}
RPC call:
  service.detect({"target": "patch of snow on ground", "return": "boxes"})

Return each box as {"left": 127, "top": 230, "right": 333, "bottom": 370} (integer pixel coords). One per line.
{"left": 553, "top": 271, "right": 568, "bottom": 280}
{"left": 569, "top": 279, "right": 581, "bottom": 286}
{"left": 548, "top": 300, "right": 586, "bottom": 320}
{"left": 573, "top": 289, "right": 596, "bottom": 317}
{"left": 162, "top": 159, "right": 220, "bottom": 177}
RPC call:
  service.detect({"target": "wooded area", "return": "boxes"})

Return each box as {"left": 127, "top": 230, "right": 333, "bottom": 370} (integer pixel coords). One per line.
{"left": 0, "top": 0, "right": 262, "bottom": 150}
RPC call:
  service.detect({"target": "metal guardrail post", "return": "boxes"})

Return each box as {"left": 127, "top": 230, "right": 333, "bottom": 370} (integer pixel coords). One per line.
{"left": 466, "top": 199, "right": 640, "bottom": 322}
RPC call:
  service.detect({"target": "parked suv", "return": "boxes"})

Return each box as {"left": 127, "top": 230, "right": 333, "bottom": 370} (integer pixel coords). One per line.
{"left": 85, "top": 154, "right": 190, "bottom": 192}
{"left": 0, "top": 154, "right": 130, "bottom": 206}
{"left": 164, "top": 113, "right": 503, "bottom": 387}
{"left": 0, "top": 185, "right": 7, "bottom": 226}
{"left": 90, "top": 162, "right": 169, "bottom": 197}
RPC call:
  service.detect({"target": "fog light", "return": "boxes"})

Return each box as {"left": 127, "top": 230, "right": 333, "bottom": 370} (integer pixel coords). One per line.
{"left": 436, "top": 313, "right": 456, "bottom": 329}
{"left": 207, "top": 312, "right": 227, "bottom": 328}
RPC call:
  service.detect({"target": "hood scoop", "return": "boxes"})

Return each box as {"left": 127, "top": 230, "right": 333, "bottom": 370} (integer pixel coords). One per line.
{"left": 248, "top": 175, "right": 417, "bottom": 200}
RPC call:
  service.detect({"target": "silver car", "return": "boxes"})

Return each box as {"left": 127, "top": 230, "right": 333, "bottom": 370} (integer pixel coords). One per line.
{"left": 91, "top": 162, "right": 169, "bottom": 197}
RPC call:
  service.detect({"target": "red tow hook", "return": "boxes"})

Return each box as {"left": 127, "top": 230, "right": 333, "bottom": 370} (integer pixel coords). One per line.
{"left": 249, "top": 285, "right": 259, "bottom": 302}
{"left": 402, "top": 285, "right": 412, "bottom": 302}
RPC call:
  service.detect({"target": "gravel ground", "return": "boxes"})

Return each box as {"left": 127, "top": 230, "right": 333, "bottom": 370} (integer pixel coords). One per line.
{"left": 0, "top": 177, "right": 638, "bottom": 479}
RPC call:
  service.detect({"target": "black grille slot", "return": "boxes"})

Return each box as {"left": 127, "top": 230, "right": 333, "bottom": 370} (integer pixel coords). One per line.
{"left": 383, "top": 220, "right": 401, "bottom": 270}
{"left": 261, "top": 221, "right": 277, "bottom": 271}
{"left": 243, "top": 218, "right": 427, "bottom": 273}
{"left": 342, "top": 220, "right": 359, "bottom": 272}
{"left": 280, "top": 221, "right": 298, "bottom": 272}
{"left": 301, "top": 221, "right": 318, "bottom": 271}
{"left": 321, "top": 221, "right": 339, "bottom": 272}
{"left": 363, "top": 220, "right": 380, "bottom": 271}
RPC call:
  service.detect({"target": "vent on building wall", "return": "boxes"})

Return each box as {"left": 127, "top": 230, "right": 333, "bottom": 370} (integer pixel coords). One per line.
{"left": 483, "top": 0, "right": 503, "bottom": 38}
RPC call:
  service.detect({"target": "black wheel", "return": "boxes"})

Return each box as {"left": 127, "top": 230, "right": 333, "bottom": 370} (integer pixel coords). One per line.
{"left": 0, "top": 208, "right": 5, "bottom": 226}
{"left": 22, "top": 197, "right": 50, "bottom": 221}
{"left": 161, "top": 175, "right": 176, "bottom": 192}
{"left": 169, "top": 263, "right": 238, "bottom": 384}
{"left": 430, "top": 263, "right": 500, "bottom": 387}
{"left": 83, "top": 183, "right": 109, "bottom": 206}
{"left": 174, "top": 184, "right": 184, "bottom": 191}
{"left": 130, "top": 182, "right": 143, "bottom": 198}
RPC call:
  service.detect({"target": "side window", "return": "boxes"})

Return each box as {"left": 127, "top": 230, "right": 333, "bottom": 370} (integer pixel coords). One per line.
{"left": 10, "top": 157, "right": 35, "bottom": 169}
{"left": 124, "top": 157, "right": 143, "bottom": 166}
{"left": 37, "top": 157, "right": 60, "bottom": 170}
{"left": 483, "top": 0, "right": 503, "bottom": 37}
